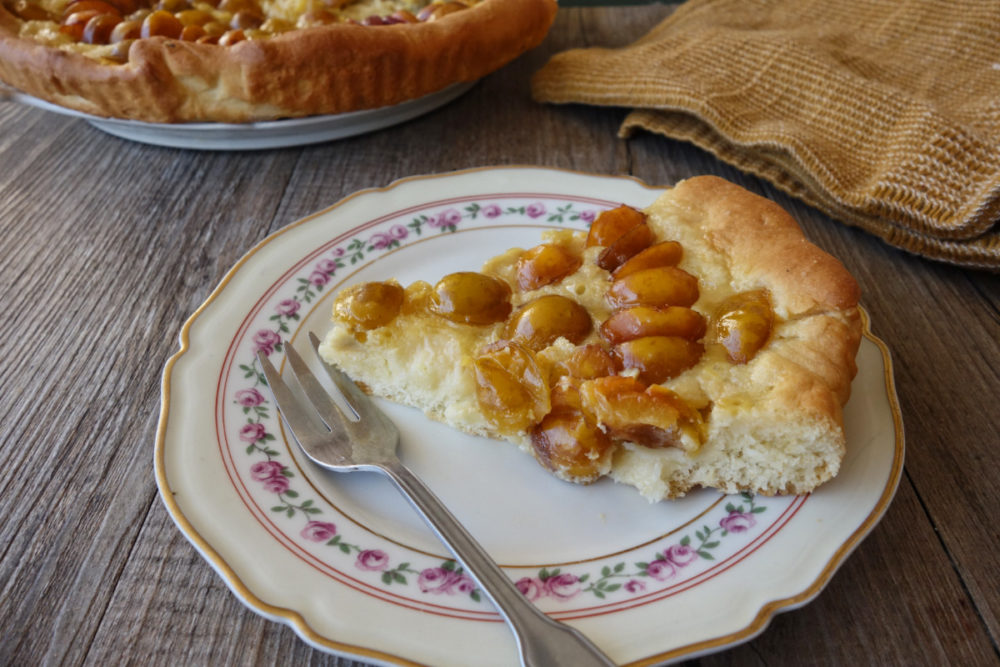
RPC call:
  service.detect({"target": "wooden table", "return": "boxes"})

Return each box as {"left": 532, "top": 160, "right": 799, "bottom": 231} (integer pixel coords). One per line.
{"left": 2, "top": 5, "right": 998, "bottom": 666}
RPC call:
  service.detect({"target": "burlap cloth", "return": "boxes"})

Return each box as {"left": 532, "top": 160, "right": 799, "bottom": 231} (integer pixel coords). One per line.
{"left": 531, "top": 0, "right": 1000, "bottom": 270}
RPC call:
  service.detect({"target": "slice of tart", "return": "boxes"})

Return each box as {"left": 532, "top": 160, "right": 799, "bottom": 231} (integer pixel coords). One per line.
{"left": 318, "top": 175, "right": 862, "bottom": 501}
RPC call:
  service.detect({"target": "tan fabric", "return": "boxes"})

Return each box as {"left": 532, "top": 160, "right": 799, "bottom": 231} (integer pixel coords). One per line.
{"left": 532, "top": 0, "right": 1000, "bottom": 270}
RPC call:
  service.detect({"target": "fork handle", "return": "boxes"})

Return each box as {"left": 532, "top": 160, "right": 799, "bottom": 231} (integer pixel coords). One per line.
{"left": 381, "top": 460, "right": 616, "bottom": 667}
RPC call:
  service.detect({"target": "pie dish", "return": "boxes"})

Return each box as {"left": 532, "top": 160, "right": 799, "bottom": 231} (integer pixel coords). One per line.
{"left": 319, "top": 175, "right": 862, "bottom": 501}
{"left": 156, "top": 167, "right": 903, "bottom": 665}
{"left": 5, "top": 81, "right": 474, "bottom": 147}
{"left": 0, "top": 0, "right": 556, "bottom": 122}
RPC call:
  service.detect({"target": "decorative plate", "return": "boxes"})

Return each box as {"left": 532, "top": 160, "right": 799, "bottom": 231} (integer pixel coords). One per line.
{"left": 2, "top": 83, "right": 472, "bottom": 150}
{"left": 156, "top": 167, "right": 904, "bottom": 666}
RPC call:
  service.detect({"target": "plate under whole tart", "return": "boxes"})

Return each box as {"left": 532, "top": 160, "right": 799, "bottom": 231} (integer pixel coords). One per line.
{"left": 0, "top": 0, "right": 557, "bottom": 122}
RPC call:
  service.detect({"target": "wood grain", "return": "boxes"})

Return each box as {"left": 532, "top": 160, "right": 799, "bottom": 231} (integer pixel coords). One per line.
{"left": 1, "top": 5, "right": 998, "bottom": 666}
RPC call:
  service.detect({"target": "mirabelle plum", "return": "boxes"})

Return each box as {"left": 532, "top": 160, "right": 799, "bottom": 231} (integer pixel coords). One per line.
{"left": 515, "top": 243, "right": 581, "bottom": 291}
{"left": 614, "top": 336, "right": 704, "bottom": 384}
{"left": 430, "top": 272, "right": 512, "bottom": 325}
{"left": 140, "top": 9, "right": 183, "bottom": 37}
{"left": 579, "top": 376, "right": 702, "bottom": 451}
{"left": 60, "top": 10, "right": 106, "bottom": 40}
{"left": 217, "top": 28, "right": 246, "bottom": 44}
{"left": 600, "top": 306, "right": 706, "bottom": 345}
{"left": 109, "top": 17, "right": 140, "bottom": 41}
{"left": 611, "top": 241, "right": 683, "bottom": 280}
{"left": 474, "top": 341, "right": 550, "bottom": 435}
{"left": 179, "top": 23, "right": 204, "bottom": 39}
{"left": 586, "top": 204, "right": 646, "bottom": 248}
{"left": 82, "top": 12, "right": 121, "bottom": 43}
{"left": 504, "top": 295, "right": 592, "bottom": 350}
{"left": 607, "top": 266, "right": 699, "bottom": 310}
{"left": 229, "top": 8, "right": 262, "bottom": 28}
{"left": 711, "top": 289, "right": 775, "bottom": 364}
{"left": 175, "top": 7, "right": 211, "bottom": 24}
{"left": 401, "top": 280, "right": 433, "bottom": 315}
{"left": 530, "top": 383, "right": 614, "bottom": 481}
{"left": 560, "top": 344, "right": 619, "bottom": 379}
{"left": 200, "top": 20, "right": 226, "bottom": 36}
{"left": 596, "top": 221, "right": 654, "bottom": 272}
{"left": 333, "top": 281, "right": 405, "bottom": 330}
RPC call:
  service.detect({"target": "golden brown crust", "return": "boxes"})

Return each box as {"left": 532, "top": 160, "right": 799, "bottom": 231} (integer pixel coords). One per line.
{"left": 667, "top": 175, "right": 861, "bottom": 431}
{"left": 0, "top": 0, "right": 557, "bottom": 122}
{"left": 636, "top": 177, "right": 862, "bottom": 498}
{"left": 671, "top": 175, "right": 862, "bottom": 315}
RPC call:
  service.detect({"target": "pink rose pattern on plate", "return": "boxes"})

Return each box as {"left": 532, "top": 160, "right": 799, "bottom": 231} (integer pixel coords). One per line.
{"left": 228, "top": 198, "right": 773, "bottom": 606}
{"left": 506, "top": 494, "right": 766, "bottom": 601}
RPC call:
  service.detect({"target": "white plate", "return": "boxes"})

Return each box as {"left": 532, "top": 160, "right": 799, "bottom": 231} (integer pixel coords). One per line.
{"left": 156, "top": 167, "right": 904, "bottom": 666}
{"left": 3, "top": 83, "right": 473, "bottom": 150}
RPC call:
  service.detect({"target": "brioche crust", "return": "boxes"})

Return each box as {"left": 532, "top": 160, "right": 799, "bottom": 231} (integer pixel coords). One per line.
{"left": 319, "top": 176, "right": 862, "bottom": 501}
{"left": 0, "top": 0, "right": 556, "bottom": 122}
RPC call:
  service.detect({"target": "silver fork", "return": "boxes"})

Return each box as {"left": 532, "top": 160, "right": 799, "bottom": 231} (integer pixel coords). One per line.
{"left": 256, "top": 333, "right": 616, "bottom": 667}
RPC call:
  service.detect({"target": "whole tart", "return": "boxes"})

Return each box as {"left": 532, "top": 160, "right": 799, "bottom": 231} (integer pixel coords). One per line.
{"left": 0, "top": 0, "right": 557, "bottom": 122}
{"left": 319, "top": 176, "right": 863, "bottom": 502}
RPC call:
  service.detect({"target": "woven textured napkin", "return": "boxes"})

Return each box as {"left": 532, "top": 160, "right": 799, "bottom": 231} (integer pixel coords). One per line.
{"left": 532, "top": 0, "right": 1000, "bottom": 270}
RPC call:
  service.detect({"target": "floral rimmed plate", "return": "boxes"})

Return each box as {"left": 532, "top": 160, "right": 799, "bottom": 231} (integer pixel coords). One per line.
{"left": 156, "top": 167, "right": 904, "bottom": 666}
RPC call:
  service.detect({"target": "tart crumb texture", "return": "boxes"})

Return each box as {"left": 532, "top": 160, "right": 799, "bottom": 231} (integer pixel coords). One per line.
{"left": 318, "top": 175, "right": 862, "bottom": 501}
{"left": 0, "top": 0, "right": 558, "bottom": 122}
